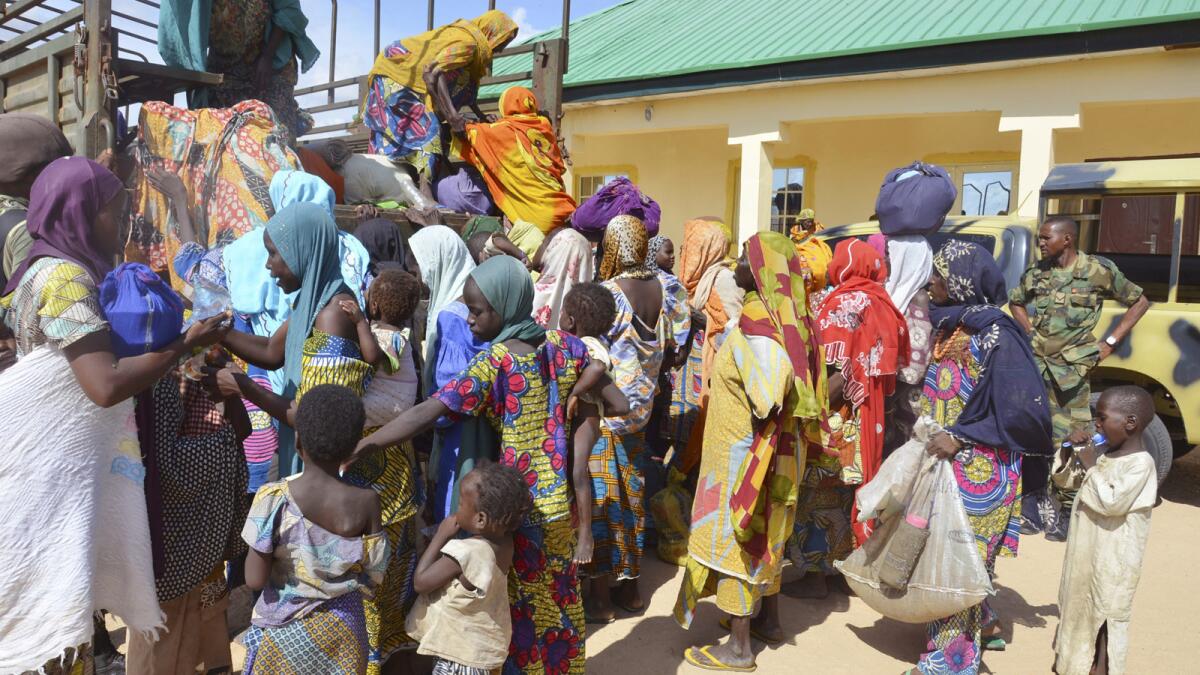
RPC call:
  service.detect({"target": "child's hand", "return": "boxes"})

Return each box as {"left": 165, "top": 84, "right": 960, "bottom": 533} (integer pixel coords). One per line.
{"left": 339, "top": 298, "right": 366, "bottom": 325}
{"left": 567, "top": 394, "right": 580, "bottom": 421}
{"left": 1077, "top": 445, "right": 1099, "bottom": 469}
{"left": 436, "top": 514, "right": 460, "bottom": 538}
{"left": 1067, "top": 429, "right": 1091, "bottom": 446}
{"left": 573, "top": 529, "right": 593, "bottom": 565}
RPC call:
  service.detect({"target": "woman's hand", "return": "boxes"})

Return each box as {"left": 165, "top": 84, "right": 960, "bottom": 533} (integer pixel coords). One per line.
{"left": 356, "top": 204, "right": 381, "bottom": 220}
{"left": 146, "top": 165, "right": 187, "bottom": 204}
{"left": 927, "top": 432, "right": 962, "bottom": 460}
{"left": 448, "top": 113, "right": 467, "bottom": 135}
{"left": 202, "top": 365, "right": 244, "bottom": 399}
{"left": 254, "top": 55, "right": 275, "bottom": 91}
{"left": 183, "top": 312, "right": 232, "bottom": 350}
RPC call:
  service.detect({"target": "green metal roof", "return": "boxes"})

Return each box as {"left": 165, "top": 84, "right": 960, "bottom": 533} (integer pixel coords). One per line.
{"left": 482, "top": 0, "right": 1200, "bottom": 99}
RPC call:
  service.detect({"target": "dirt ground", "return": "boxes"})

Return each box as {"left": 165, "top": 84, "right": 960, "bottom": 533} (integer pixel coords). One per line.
{"left": 110, "top": 450, "right": 1200, "bottom": 674}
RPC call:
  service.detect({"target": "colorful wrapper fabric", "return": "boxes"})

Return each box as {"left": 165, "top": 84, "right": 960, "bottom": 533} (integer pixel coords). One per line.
{"left": 586, "top": 428, "right": 648, "bottom": 580}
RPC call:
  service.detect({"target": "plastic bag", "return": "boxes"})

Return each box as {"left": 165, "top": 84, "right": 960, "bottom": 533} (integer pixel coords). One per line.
{"left": 183, "top": 275, "right": 232, "bottom": 329}
{"left": 836, "top": 418, "right": 993, "bottom": 623}
{"left": 648, "top": 467, "right": 692, "bottom": 566}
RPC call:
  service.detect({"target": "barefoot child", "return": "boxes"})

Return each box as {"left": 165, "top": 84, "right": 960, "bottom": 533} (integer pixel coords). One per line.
{"left": 407, "top": 462, "right": 533, "bottom": 674}
{"left": 350, "top": 256, "right": 627, "bottom": 674}
{"left": 242, "top": 384, "right": 389, "bottom": 674}
{"left": 342, "top": 269, "right": 422, "bottom": 427}
{"left": 1054, "top": 385, "right": 1158, "bottom": 675}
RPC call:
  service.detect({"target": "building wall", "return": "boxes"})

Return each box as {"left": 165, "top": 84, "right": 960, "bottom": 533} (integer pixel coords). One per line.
{"left": 560, "top": 48, "right": 1200, "bottom": 243}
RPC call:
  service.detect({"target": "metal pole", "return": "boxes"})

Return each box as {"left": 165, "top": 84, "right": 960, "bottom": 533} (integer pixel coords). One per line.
{"left": 373, "top": 0, "right": 380, "bottom": 55}
{"left": 488, "top": 0, "right": 495, "bottom": 10}
{"left": 562, "top": 0, "right": 570, "bottom": 45}
{"left": 328, "top": 0, "right": 338, "bottom": 104}
{"left": 427, "top": 0, "right": 434, "bottom": 30}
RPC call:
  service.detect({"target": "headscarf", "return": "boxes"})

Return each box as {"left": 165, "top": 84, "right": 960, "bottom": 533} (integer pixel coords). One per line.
{"left": 409, "top": 225, "right": 476, "bottom": 388}
{"left": 460, "top": 87, "right": 576, "bottom": 234}
{"left": 269, "top": 169, "right": 336, "bottom": 217}
{"left": 435, "top": 167, "right": 494, "bottom": 215}
{"left": 0, "top": 113, "right": 73, "bottom": 184}
{"left": 266, "top": 203, "right": 349, "bottom": 403}
{"left": 365, "top": 10, "right": 517, "bottom": 96}
{"left": 4, "top": 157, "right": 123, "bottom": 295}
{"left": 727, "top": 231, "right": 826, "bottom": 559}
{"left": 817, "top": 239, "right": 909, "bottom": 543}
{"left": 929, "top": 240, "right": 1052, "bottom": 457}
{"left": 506, "top": 219, "right": 546, "bottom": 260}
{"left": 789, "top": 214, "right": 833, "bottom": 296}
{"left": 469, "top": 255, "right": 544, "bottom": 344}
{"left": 884, "top": 235, "right": 933, "bottom": 314}
{"left": 599, "top": 215, "right": 654, "bottom": 281}
{"left": 531, "top": 228, "right": 594, "bottom": 329}
{"left": 866, "top": 233, "right": 889, "bottom": 260}
{"left": 572, "top": 177, "right": 661, "bottom": 237}
{"left": 646, "top": 235, "right": 668, "bottom": 271}
{"left": 353, "top": 218, "right": 407, "bottom": 273}
{"left": 679, "top": 218, "right": 733, "bottom": 312}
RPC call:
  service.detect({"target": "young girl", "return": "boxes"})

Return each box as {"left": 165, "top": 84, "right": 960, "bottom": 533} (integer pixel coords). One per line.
{"left": 407, "top": 462, "right": 532, "bottom": 674}
{"left": 350, "top": 256, "right": 626, "bottom": 675}
{"left": 342, "top": 268, "right": 422, "bottom": 428}
{"left": 242, "top": 384, "right": 389, "bottom": 674}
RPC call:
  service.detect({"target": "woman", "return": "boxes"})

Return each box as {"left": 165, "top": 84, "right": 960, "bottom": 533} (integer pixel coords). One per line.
{"left": 792, "top": 238, "right": 908, "bottom": 598}
{"left": 363, "top": 10, "right": 518, "bottom": 182}
{"left": 884, "top": 235, "right": 935, "bottom": 455}
{"left": 353, "top": 217, "right": 410, "bottom": 275}
{"left": 909, "top": 240, "right": 1051, "bottom": 675}
{"left": 0, "top": 157, "right": 227, "bottom": 673}
{"left": 530, "top": 226, "right": 594, "bottom": 329}
{"left": 406, "top": 226, "right": 498, "bottom": 520}
{"left": 790, "top": 208, "right": 833, "bottom": 299}
{"left": 213, "top": 203, "right": 420, "bottom": 674}
{"left": 671, "top": 217, "right": 743, "bottom": 470}
{"left": 168, "top": 0, "right": 320, "bottom": 144}
{"left": 458, "top": 86, "right": 576, "bottom": 234}
{"left": 354, "top": 255, "right": 607, "bottom": 675}
{"left": 673, "top": 231, "right": 826, "bottom": 672}
{"left": 586, "top": 215, "right": 689, "bottom": 621}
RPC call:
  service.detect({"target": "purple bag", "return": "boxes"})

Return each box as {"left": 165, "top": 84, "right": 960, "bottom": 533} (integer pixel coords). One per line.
{"left": 571, "top": 177, "right": 660, "bottom": 237}
{"left": 436, "top": 166, "right": 494, "bottom": 215}
{"left": 875, "top": 162, "right": 957, "bottom": 236}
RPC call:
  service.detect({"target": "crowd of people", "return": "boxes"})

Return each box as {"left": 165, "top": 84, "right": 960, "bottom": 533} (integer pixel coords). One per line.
{"left": 0, "top": 7, "right": 1163, "bottom": 675}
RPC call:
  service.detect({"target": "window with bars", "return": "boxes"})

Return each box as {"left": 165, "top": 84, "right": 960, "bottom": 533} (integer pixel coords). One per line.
{"left": 576, "top": 173, "right": 628, "bottom": 200}
{"left": 770, "top": 167, "right": 805, "bottom": 233}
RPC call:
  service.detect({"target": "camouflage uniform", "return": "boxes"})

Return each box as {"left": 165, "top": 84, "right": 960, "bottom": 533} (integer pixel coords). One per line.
{"left": 1009, "top": 252, "right": 1144, "bottom": 512}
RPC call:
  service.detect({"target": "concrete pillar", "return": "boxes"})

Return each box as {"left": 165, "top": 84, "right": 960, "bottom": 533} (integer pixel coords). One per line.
{"left": 729, "top": 130, "right": 782, "bottom": 245}
{"left": 998, "top": 114, "right": 1080, "bottom": 219}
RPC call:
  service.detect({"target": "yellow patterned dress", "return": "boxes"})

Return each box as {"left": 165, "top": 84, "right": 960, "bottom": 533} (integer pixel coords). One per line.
{"left": 432, "top": 330, "right": 589, "bottom": 675}
{"left": 295, "top": 330, "right": 421, "bottom": 674}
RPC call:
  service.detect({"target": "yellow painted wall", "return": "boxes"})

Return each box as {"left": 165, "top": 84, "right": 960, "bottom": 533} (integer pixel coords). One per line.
{"left": 559, "top": 49, "right": 1200, "bottom": 238}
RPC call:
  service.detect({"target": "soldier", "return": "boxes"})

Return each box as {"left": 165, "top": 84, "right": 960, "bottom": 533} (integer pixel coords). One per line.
{"left": 1009, "top": 216, "right": 1150, "bottom": 540}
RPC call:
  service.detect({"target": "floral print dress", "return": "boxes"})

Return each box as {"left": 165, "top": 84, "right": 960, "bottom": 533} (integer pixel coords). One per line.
{"left": 918, "top": 326, "right": 1022, "bottom": 675}
{"left": 433, "top": 330, "right": 590, "bottom": 675}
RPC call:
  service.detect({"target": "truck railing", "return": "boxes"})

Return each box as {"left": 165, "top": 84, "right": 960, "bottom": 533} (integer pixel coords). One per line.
{"left": 297, "top": 0, "right": 569, "bottom": 149}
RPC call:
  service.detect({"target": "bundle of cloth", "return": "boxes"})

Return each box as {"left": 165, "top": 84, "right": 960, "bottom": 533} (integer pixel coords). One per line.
{"left": 572, "top": 176, "right": 661, "bottom": 238}
{"left": 129, "top": 100, "right": 299, "bottom": 290}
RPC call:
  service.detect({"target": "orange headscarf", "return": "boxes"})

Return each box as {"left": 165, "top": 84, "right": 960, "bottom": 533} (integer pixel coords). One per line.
{"left": 460, "top": 86, "right": 576, "bottom": 234}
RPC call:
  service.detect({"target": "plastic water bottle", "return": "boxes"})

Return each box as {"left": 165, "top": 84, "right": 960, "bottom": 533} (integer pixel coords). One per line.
{"left": 1090, "top": 433, "right": 1108, "bottom": 455}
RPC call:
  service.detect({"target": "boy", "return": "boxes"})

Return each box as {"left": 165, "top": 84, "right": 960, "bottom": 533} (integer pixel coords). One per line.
{"left": 1054, "top": 385, "right": 1158, "bottom": 675}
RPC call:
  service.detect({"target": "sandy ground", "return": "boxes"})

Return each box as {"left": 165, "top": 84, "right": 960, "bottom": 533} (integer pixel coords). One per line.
{"left": 112, "top": 450, "right": 1200, "bottom": 674}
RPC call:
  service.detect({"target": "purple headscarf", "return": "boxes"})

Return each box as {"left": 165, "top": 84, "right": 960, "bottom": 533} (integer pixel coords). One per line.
{"left": 436, "top": 166, "right": 494, "bottom": 215}
{"left": 571, "top": 176, "right": 660, "bottom": 237}
{"left": 4, "top": 156, "right": 123, "bottom": 294}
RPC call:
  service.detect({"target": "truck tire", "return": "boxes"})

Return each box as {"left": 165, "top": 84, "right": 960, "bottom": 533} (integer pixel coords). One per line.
{"left": 1089, "top": 393, "right": 1172, "bottom": 486}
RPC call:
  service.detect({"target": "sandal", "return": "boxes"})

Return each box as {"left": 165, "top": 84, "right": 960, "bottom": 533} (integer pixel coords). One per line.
{"left": 983, "top": 636, "right": 1007, "bottom": 651}
{"left": 683, "top": 645, "right": 757, "bottom": 672}
{"left": 584, "top": 611, "right": 616, "bottom": 625}
{"left": 717, "top": 616, "right": 785, "bottom": 645}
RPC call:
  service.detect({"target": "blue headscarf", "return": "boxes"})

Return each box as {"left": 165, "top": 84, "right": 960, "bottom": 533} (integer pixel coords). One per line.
{"left": 269, "top": 169, "right": 336, "bottom": 215}
{"left": 468, "top": 255, "right": 545, "bottom": 344}
{"left": 267, "top": 202, "right": 349, "bottom": 396}
{"left": 929, "top": 240, "right": 1052, "bottom": 456}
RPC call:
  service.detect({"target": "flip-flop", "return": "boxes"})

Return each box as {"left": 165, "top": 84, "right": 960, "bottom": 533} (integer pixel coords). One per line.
{"left": 683, "top": 645, "right": 757, "bottom": 672}
{"left": 584, "top": 611, "right": 616, "bottom": 625}
{"left": 718, "top": 616, "right": 785, "bottom": 646}
{"left": 983, "top": 636, "right": 1007, "bottom": 651}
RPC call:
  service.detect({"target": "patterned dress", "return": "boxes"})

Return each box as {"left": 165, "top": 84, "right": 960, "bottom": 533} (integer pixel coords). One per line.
{"left": 433, "top": 330, "right": 589, "bottom": 675}
{"left": 242, "top": 481, "right": 390, "bottom": 674}
{"left": 295, "top": 330, "right": 422, "bottom": 674}
{"left": 917, "top": 327, "right": 1022, "bottom": 675}
{"left": 588, "top": 273, "right": 689, "bottom": 581}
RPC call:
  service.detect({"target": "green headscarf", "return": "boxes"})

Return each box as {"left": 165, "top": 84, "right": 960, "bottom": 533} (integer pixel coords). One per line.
{"left": 468, "top": 255, "right": 544, "bottom": 344}
{"left": 266, "top": 203, "right": 349, "bottom": 393}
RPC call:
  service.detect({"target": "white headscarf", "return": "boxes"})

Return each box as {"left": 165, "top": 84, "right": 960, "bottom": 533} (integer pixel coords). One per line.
{"left": 408, "top": 225, "right": 476, "bottom": 389}
{"left": 884, "top": 235, "right": 933, "bottom": 314}
{"left": 531, "top": 228, "right": 594, "bottom": 329}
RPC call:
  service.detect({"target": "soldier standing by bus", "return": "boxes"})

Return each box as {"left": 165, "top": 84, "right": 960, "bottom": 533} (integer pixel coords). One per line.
{"left": 1009, "top": 216, "right": 1150, "bottom": 540}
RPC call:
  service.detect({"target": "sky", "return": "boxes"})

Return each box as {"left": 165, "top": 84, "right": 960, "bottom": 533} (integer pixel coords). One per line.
{"left": 76, "top": 0, "right": 618, "bottom": 132}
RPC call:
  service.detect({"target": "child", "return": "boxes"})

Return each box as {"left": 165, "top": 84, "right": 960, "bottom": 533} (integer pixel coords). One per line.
{"left": 406, "top": 462, "right": 532, "bottom": 674}
{"left": 1054, "top": 386, "right": 1158, "bottom": 675}
{"left": 341, "top": 268, "right": 422, "bottom": 428}
{"left": 241, "top": 384, "right": 390, "bottom": 674}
